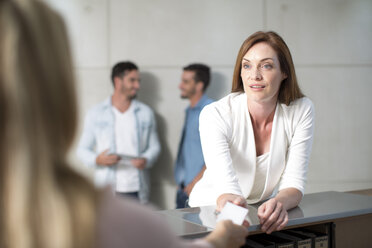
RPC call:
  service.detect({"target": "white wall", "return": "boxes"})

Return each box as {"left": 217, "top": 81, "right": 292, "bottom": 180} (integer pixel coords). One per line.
{"left": 45, "top": 0, "right": 372, "bottom": 209}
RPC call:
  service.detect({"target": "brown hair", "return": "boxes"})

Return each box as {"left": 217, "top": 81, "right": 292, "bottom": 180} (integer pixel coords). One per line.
{"left": 231, "top": 31, "right": 304, "bottom": 105}
{"left": 0, "top": 0, "right": 98, "bottom": 247}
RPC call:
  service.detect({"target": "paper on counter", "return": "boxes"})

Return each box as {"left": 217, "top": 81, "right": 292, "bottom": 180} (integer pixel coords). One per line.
{"left": 216, "top": 201, "right": 248, "bottom": 225}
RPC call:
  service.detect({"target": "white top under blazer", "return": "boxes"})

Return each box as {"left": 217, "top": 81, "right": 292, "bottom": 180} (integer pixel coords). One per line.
{"left": 188, "top": 92, "right": 315, "bottom": 207}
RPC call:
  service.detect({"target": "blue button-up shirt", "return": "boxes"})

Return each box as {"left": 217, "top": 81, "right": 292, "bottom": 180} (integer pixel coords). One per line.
{"left": 174, "top": 94, "right": 213, "bottom": 186}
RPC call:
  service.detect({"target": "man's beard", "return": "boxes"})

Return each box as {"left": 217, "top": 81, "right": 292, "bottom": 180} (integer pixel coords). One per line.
{"left": 129, "top": 94, "right": 137, "bottom": 100}
{"left": 180, "top": 88, "right": 195, "bottom": 99}
{"left": 121, "top": 87, "right": 137, "bottom": 100}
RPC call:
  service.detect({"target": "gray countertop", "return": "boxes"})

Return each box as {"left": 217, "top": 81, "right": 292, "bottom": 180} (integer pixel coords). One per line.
{"left": 159, "top": 191, "right": 372, "bottom": 238}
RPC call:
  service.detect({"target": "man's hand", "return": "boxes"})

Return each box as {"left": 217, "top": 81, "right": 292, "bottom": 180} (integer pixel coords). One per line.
{"left": 131, "top": 158, "right": 147, "bottom": 170}
{"left": 184, "top": 165, "right": 206, "bottom": 196}
{"left": 96, "top": 149, "right": 120, "bottom": 166}
{"left": 216, "top": 193, "right": 248, "bottom": 212}
{"left": 184, "top": 182, "right": 194, "bottom": 196}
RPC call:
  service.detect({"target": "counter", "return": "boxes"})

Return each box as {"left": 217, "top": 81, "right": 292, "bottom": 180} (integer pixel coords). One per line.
{"left": 159, "top": 191, "right": 372, "bottom": 247}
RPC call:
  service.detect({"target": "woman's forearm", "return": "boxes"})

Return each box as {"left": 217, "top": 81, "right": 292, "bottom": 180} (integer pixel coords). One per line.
{"left": 274, "top": 188, "right": 303, "bottom": 211}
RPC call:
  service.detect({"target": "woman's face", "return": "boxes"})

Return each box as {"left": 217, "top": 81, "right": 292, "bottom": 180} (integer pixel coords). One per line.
{"left": 241, "top": 42, "right": 287, "bottom": 104}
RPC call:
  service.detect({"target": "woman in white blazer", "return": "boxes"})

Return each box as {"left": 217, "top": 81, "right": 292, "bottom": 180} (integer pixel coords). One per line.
{"left": 189, "top": 31, "right": 315, "bottom": 234}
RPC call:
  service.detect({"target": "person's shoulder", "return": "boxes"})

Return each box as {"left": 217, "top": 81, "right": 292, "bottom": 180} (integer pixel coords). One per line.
{"left": 98, "top": 189, "right": 159, "bottom": 225}
{"left": 86, "top": 98, "right": 111, "bottom": 117}
{"left": 96, "top": 189, "right": 179, "bottom": 248}
{"left": 202, "top": 95, "right": 214, "bottom": 106}
{"left": 280, "top": 97, "right": 315, "bottom": 120}
{"left": 201, "top": 92, "right": 243, "bottom": 122}
{"left": 133, "top": 100, "right": 154, "bottom": 114}
{"left": 283, "top": 97, "right": 314, "bottom": 112}
{"left": 290, "top": 97, "right": 313, "bottom": 107}
{"left": 208, "top": 92, "right": 242, "bottom": 109}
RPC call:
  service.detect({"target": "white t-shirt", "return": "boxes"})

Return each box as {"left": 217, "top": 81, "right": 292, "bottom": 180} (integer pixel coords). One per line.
{"left": 113, "top": 104, "right": 140, "bottom": 192}
{"left": 246, "top": 153, "right": 269, "bottom": 204}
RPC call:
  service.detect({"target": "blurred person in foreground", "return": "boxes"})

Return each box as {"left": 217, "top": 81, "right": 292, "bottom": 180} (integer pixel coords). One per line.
{"left": 0, "top": 0, "right": 248, "bottom": 247}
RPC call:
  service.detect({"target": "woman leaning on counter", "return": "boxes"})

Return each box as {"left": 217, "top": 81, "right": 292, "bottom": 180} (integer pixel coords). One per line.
{"left": 0, "top": 1, "right": 249, "bottom": 247}
{"left": 189, "top": 31, "right": 315, "bottom": 234}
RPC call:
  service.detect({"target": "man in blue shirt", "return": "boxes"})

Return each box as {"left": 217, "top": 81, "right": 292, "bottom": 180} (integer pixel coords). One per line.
{"left": 174, "top": 64, "right": 213, "bottom": 208}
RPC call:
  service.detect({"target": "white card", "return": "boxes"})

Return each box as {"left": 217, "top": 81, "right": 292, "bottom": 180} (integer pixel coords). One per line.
{"left": 216, "top": 201, "right": 248, "bottom": 225}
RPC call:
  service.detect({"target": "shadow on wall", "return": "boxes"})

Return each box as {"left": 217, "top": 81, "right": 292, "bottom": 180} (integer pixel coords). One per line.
{"left": 138, "top": 71, "right": 174, "bottom": 208}
{"left": 207, "top": 71, "right": 230, "bottom": 100}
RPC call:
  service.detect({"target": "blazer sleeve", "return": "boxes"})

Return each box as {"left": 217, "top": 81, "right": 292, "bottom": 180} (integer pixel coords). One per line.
{"left": 278, "top": 98, "right": 315, "bottom": 195}
{"left": 199, "top": 104, "right": 244, "bottom": 197}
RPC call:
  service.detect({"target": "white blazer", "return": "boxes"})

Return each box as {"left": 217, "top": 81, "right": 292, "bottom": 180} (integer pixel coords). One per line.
{"left": 188, "top": 93, "right": 315, "bottom": 207}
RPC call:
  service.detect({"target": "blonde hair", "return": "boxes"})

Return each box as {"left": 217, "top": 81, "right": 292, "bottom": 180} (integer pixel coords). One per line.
{"left": 0, "top": 0, "right": 98, "bottom": 247}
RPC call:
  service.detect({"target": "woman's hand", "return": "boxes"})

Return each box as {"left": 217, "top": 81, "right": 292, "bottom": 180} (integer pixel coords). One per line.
{"left": 216, "top": 193, "right": 247, "bottom": 211}
{"left": 257, "top": 198, "right": 288, "bottom": 234}
{"left": 205, "top": 220, "right": 249, "bottom": 248}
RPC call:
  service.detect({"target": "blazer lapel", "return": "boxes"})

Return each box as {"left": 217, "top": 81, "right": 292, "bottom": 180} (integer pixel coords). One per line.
{"left": 238, "top": 94, "right": 257, "bottom": 197}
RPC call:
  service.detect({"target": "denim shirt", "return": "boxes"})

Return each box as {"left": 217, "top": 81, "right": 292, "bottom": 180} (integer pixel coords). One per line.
{"left": 174, "top": 94, "right": 213, "bottom": 186}
{"left": 76, "top": 97, "right": 160, "bottom": 203}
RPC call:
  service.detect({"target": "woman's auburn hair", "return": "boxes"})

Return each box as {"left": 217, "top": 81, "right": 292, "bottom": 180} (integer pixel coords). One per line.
{"left": 231, "top": 31, "right": 304, "bottom": 106}
{"left": 0, "top": 1, "right": 99, "bottom": 247}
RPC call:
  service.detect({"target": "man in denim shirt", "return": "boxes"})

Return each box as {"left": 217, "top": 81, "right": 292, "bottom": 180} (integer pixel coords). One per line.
{"left": 77, "top": 61, "right": 160, "bottom": 204}
{"left": 174, "top": 64, "right": 213, "bottom": 208}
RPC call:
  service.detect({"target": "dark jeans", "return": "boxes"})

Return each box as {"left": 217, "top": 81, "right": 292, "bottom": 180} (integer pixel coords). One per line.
{"left": 116, "top": 191, "right": 139, "bottom": 200}
{"left": 176, "top": 188, "right": 189, "bottom": 209}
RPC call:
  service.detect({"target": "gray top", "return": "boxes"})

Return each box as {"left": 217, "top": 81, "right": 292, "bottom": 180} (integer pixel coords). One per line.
{"left": 96, "top": 189, "right": 213, "bottom": 247}
{"left": 159, "top": 191, "right": 372, "bottom": 238}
